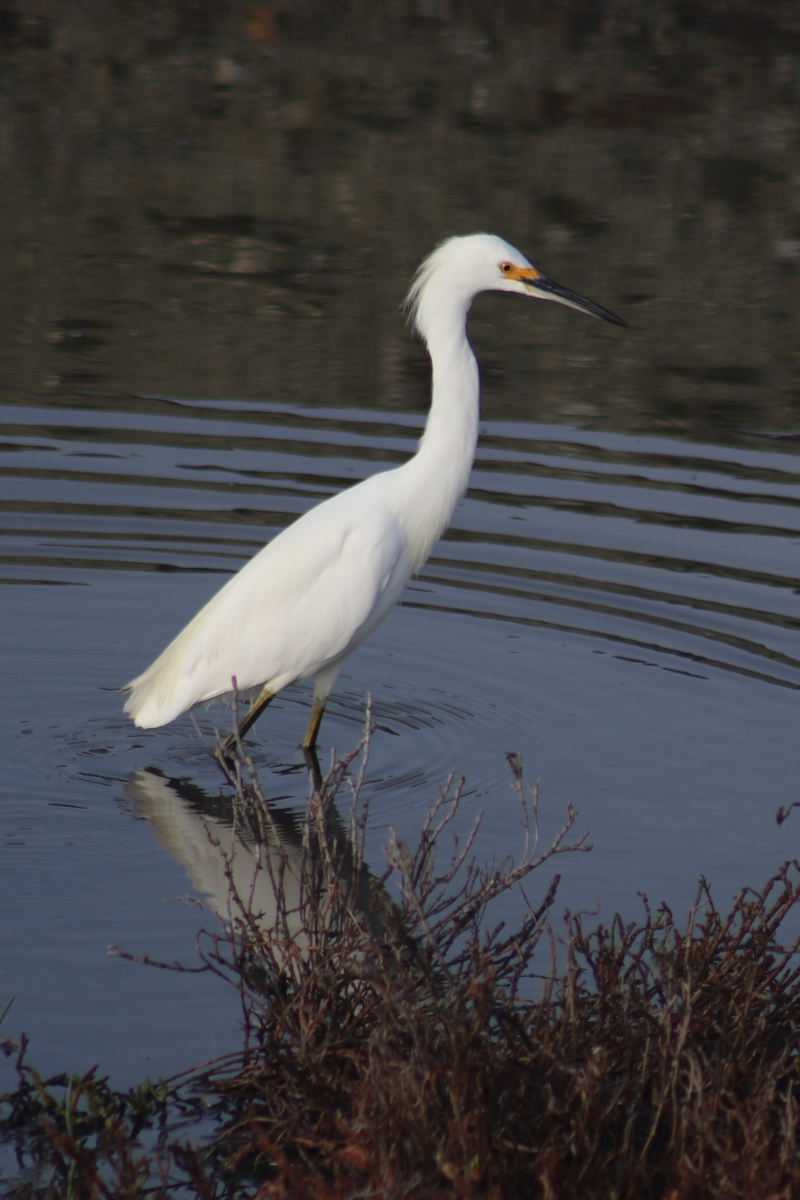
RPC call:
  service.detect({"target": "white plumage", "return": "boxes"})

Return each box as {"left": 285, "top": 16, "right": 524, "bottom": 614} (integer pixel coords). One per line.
{"left": 124, "top": 233, "right": 625, "bottom": 757}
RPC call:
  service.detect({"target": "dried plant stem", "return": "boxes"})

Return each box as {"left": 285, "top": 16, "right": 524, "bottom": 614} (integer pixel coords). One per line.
{"left": 5, "top": 723, "right": 800, "bottom": 1199}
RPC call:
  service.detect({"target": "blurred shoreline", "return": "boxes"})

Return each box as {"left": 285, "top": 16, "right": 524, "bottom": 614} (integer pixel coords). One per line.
{"left": 2, "top": 0, "right": 799, "bottom": 436}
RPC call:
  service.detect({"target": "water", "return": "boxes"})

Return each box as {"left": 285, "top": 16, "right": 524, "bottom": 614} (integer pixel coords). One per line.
{"left": 4, "top": 0, "right": 800, "bottom": 1096}
{"left": 3, "top": 392, "right": 800, "bottom": 1086}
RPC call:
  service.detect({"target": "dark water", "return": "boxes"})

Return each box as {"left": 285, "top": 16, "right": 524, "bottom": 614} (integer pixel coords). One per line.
{"left": 3, "top": 1, "right": 800, "bottom": 1090}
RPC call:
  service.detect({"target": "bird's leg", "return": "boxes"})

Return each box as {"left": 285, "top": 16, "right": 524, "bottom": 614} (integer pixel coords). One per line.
{"left": 302, "top": 697, "right": 326, "bottom": 752}
{"left": 303, "top": 744, "right": 323, "bottom": 790}
{"left": 301, "top": 697, "right": 328, "bottom": 789}
{"left": 238, "top": 686, "right": 276, "bottom": 740}
{"left": 216, "top": 685, "right": 275, "bottom": 767}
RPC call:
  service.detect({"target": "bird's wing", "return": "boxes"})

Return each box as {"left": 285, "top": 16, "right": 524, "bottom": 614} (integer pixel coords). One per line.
{"left": 213, "top": 499, "right": 409, "bottom": 692}
{"left": 126, "top": 492, "right": 408, "bottom": 726}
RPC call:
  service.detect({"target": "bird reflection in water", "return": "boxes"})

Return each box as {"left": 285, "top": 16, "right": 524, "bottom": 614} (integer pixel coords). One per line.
{"left": 125, "top": 752, "right": 398, "bottom": 984}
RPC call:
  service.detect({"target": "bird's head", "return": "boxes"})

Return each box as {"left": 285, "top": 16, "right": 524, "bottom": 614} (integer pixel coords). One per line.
{"left": 407, "top": 233, "right": 627, "bottom": 342}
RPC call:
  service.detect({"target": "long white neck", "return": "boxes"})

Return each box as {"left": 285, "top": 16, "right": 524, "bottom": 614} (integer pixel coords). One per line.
{"left": 394, "top": 282, "right": 480, "bottom": 571}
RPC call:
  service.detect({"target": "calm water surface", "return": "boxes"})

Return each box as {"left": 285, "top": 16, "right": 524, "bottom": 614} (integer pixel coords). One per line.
{"left": 3, "top": 392, "right": 800, "bottom": 1085}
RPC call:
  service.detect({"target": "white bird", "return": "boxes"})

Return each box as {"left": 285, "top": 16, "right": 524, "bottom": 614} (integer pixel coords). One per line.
{"left": 124, "top": 233, "right": 625, "bottom": 762}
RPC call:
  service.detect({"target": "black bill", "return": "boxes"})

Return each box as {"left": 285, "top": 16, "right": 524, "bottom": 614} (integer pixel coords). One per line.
{"left": 529, "top": 274, "right": 628, "bottom": 327}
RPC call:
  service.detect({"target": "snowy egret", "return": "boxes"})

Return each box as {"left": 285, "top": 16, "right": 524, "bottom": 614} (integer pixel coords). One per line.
{"left": 124, "top": 233, "right": 626, "bottom": 761}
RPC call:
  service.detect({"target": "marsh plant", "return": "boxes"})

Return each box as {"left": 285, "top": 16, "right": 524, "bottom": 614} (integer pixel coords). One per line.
{"left": 4, "top": 720, "right": 800, "bottom": 1198}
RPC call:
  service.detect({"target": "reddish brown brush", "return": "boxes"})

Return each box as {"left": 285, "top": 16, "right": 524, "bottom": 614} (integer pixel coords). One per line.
{"left": 3, "top": 729, "right": 800, "bottom": 1199}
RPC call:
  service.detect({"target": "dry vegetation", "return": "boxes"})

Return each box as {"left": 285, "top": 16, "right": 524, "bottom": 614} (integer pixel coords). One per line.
{"left": 3, "top": 726, "right": 800, "bottom": 1198}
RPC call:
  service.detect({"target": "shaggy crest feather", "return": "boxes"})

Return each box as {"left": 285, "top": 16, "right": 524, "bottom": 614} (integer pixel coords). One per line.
{"left": 405, "top": 236, "right": 466, "bottom": 336}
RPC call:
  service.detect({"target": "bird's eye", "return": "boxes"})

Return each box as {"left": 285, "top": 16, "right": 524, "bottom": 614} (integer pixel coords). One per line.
{"left": 500, "top": 262, "right": 513, "bottom": 274}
